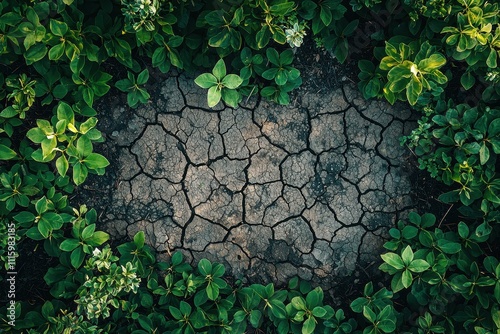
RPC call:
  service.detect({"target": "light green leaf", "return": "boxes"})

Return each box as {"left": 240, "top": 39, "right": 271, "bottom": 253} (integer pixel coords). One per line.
{"left": 402, "top": 269, "right": 413, "bottom": 288}
{"left": 363, "top": 306, "right": 376, "bottom": 323}
{"left": 195, "top": 73, "right": 217, "bottom": 89}
{"left": 50, "top": 19, "right": 68, "bottom": 37}
{"left": 73, "top": 162, "right": 88, "bottom": 185}
{"left": 0, "top": 144, "right": 17, "bottom": 160}
{"left": 80, "top": 117, "right": 97, "bottom": 134}
{"left": 76, "top": 135, "right": 92, "bottom": 157}
{"left": 221, "top": 74, "right": 243, "bottom": 89}
{"left": 84, "top": 153, "right": 109, "bottom": 169}
{"left": 381, "top": 252, "right": 404, "bottom": 270}
{"left": 291, "top": 296, "right": 307, "bottom": 311}
{"left": 479, "top": 143, "right": 490, "bottom": 165}
{"left": 48, "top": 43, "right": 65, "bottom": 61}
{"left": 302, "top": 317, "right": 316, "bottom": 334}
{"left": 212, "top": 59, "right": 226, "bottom": 80}
{"left": 408, "top": 259, "right": 430, "bottom": 273}
{"left": 401, "top": 245, "right": 414, "bottom": 265}
{"left": 207, "top": 86, "right": 221, "bottom": 107}
{"left": 221, "top": 88, "right": 240, "bottom": 108}
{"left": 407, "top": 77, "right": 422, "bottom": 106}
{"left": 134, "top": 231, "right": 145, "bottom": 249}
{"left": 86, "top": 231, "right": 109, "bottom": 246}
{"left": 418, "top": 54, "right": 446, "bottom": 71}
{"left": 56, "top": 155, "right": 69, "bottom": 177}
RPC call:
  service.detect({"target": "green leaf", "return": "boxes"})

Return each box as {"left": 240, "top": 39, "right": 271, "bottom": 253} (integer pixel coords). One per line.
{"left": 221, "top": 74, "right": 243, "bottom": 89}
{"left": 198, "top": 258, "right": 212, "bottom": 276}
{"left": 266, "top": 48, "right": 280, "bottom": 66}
{"left": 407, "top": 76, "right": 422, "bottom": 106}
{"left": 418, "top": 54, "right": 446, "bottom": 71}
{"left": 221, "top": 88, "right": 240, "bottom": 108}
{"left": 401, "top": 245, "right": 414, "bottom": 265}
{"left": 479, "top": 143, "right": 490, "bottom": 165}
{"left": 460, "top": 72, "right": 475, "bottom": 90}
{"left": 59, "top": 238, "right": 80, "bottom": 251}
{"left": 280, "top": 49, "right": 294, "bottom": 66}
{"left": 195, "top": 73, "right": 217, "bottom": 89}
{"left": 437, "top": 239, "right": 461, "bottom": 254}
{"left": 26, "top": 128, "right": 47, "bottom": 144}
{"left": 402, "top": 269, "right": 413, "bottom": 288}
{"left": 487, "top": 48, "right": 497, "bottom": 68}
{"left": 14, "top": 211, "right": 36, "bottom": 224}
{"left": 73, "top": 162, "right": 88, "bottom": 185}
{"left": 115, "top": 78, "right": 133, "bottom": 92}
{"left": 363, "top": 306, "right": 376, "bottom": 323}
{"left": 50, "top": 19, "right": 68, "bottom": 37}
{"left": 488, "top": 118, "right": 500, "bottom": 137}
{"left": 169, "top": 306, "right": 182, "bottom": 320}
{"left": 76, "top": 135, "right": 92, "bottom": 157}
{"left": 56, "top": 155, "right": 69, "bottom": 177}
{"left": 207, "top": 86, "right": 221, "bottom": 107}
{"left": 86, "top": 231, "right": 109, "bottom": 246}
{"left": 212, "top": 59, "right": 226, "bottom": 80}
{"left": 136, "top": 69, "right": 149, "bottom": 85}
{"left": 57, "top": 102, "right": 74, "bottom": 123}
{"left": 82, "top": 224, "right": 96, "bottom": 240}
{"left": 291, "top": 296, "right": 307, "bottom": 310}
{"left": 381, "top": 252, "right": 404, "bottom": 270}
{"left": 320, "top": 6, "right": 332, "bottom": 26}
{"left": 26, "top": 226, "right": 45, "bottom": 240}
{"left": 206, "top": 281, "right": 219, "bottom": 300}
{"left": 24, "top": 43, "right": 47, "bottom": 64}
{"left": 84, "top": 153, "right": 110, "bottom": 169}
{"left": 312, "top": 306, "right": 327, "bottom": 318}
{"left": 49, "top": 43, "right": 65, "bottom": 61}
{"left": 0, "top": 144, "right": 17, "bottom": 160}
{"left": 70, "top": 246, "right": 85, "bottom": 268}
{"left": 408, "top": 259, "right": 430, "bottom": 273}
{"left": 256, "top": 25, "right": 271, "bottom": 48}
{"left": 80, "top": 117, "right": 98, "bottom": 134}
{"left": 134, "top": 231, "right": 145, "bottom": 249}
{"left": 302, "top": 317, "right": 316, "bottom": 334}
{"left": 249, "top": 309, "right": 262, "bottom": 328}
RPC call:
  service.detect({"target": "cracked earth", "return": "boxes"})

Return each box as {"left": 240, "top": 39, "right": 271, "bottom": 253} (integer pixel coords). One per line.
{"left": 97, "top": 73, "right": 416, "bottom": 291}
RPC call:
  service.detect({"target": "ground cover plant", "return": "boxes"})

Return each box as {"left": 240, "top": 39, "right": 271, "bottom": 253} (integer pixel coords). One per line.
{"left": 0, "top": 0, "right": 499, "bottom": 333}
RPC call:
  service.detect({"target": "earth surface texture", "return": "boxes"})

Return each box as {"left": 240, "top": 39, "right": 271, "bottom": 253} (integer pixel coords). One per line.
{"left": 91, "top": 70, "right": 418, "bottom": 296}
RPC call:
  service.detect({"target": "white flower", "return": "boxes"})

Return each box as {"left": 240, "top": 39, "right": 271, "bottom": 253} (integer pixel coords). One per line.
{"left": 285, "top": 22, "right": 307, "bottom": 48}
{"left": 92, "top": 248, "right": 101, "bottom": 257}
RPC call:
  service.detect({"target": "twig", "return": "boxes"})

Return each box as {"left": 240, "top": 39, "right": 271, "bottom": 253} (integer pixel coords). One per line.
{"left": 438, "top": 204, "right": 454, "bottom": 228}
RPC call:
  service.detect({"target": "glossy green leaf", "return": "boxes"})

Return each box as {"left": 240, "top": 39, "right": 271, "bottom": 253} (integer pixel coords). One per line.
{"left": 73, "top": 162, "right": 88, "bottom": 185}
{"left": 207, "top": 86, "right": 221, "bottom": 107}
{"left": 84, "top": 153, "right": 110, "bottom": 169}
{"left": 0, "top": 144, "right": 17, "bottom": 160}
{"left": 401, "top": 269, "right": 412, "bottom": 288}
{"left": 221, "top": 74, "right": 243, "bottom": 89}
{"left": 50, "top": 19, "right": 68, "bottom": 37}
{"left": 56, "top": 155, "right": 69, "bottom": 177}
{"left": 303, "top": 317, "right": 316, "bottom": 334}
{"left": 381, "top": 252, "right": 404, "bottom": 270}
{"left": 195, "top": 73, "right": 217, "bottom": 89}
{"left": 59, "top": 238, "right": 80, "bottom": 251}
{"left": 212, "top": 59, "right": 226, "bottom": 80}
{"left": 136, "top": 69, "right": 149, "bottom": 85}
{"left": 86, "top": 231, "right": 109, "bottom": 246}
